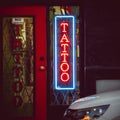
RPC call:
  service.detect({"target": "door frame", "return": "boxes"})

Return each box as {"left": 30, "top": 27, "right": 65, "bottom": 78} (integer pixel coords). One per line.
{"left": 0, "top": 6, "right": 47, "bottom": 120}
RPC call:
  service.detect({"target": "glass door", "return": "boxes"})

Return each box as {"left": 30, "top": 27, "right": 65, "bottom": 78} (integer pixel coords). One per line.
{"left": 0, "top": 6, "right": 46, "bottom": 120}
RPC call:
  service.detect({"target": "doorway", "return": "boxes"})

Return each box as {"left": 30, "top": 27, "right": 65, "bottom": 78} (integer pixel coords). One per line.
{"left": 0, "top": 6, "right": 47, "bottom": 120}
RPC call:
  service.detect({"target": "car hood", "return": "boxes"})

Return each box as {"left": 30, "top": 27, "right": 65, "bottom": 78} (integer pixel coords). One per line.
{"left": 69, "top": 90, "right": 120, "bottom": 110}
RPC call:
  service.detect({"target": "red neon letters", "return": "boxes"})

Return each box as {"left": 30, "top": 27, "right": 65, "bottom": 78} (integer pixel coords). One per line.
{"left": 60, "top": 22, "right": 70, "bottom": 82}
{"left": 55, "top": 16, "right": 75, "bottom": 90}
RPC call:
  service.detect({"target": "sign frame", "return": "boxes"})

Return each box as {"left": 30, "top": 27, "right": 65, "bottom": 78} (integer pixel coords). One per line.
{"left": 54, "top": 15, "right": 76, "bottom": 90}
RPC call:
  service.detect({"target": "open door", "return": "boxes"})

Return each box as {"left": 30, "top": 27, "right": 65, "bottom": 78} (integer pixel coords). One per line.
{"left": 0, "top": 6, "right": 46, "bottom": 120}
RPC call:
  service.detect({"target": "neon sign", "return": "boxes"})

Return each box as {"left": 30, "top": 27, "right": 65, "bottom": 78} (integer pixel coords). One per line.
{"left": 54, "top": 15, "right": 76, "bottom": 90}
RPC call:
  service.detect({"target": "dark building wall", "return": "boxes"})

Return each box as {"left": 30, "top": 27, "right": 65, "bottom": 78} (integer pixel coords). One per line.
{"left": 84, "top": 1, "right": 120, "bottom": 67}
{"left": 83, "top": 1, "right": 120, "bottom": 96}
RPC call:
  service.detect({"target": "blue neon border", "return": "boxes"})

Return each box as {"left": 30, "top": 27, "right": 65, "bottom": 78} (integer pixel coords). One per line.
{"left": 54, "top": 15, "right": 76, "bottom": 90}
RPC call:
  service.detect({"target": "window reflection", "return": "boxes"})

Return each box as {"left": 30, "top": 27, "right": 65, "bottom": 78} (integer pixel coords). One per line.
{"left": 2, "top": 17, "right": 34, "bottom": 117}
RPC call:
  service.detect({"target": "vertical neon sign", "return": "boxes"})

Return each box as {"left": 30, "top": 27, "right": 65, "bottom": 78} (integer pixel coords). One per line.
{"left": 54, "top": 15, "right": 76, "bottom": 90}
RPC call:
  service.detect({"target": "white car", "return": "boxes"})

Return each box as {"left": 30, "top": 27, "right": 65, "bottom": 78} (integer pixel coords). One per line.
{"left": 63, "top": 90, "right": 120, "bottom": 120}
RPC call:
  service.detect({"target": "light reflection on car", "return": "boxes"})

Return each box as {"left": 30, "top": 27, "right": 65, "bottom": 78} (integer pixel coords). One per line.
{"left": 63, "top": 90, "right": 120, "bottom": 120}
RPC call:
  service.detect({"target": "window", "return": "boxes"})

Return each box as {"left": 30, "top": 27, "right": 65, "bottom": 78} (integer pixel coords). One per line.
{"left": 2, "top": 17, "right": 35, "bottom": 117}
{"left": 49, "top": 6, "right": 80, "bottom": 105}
